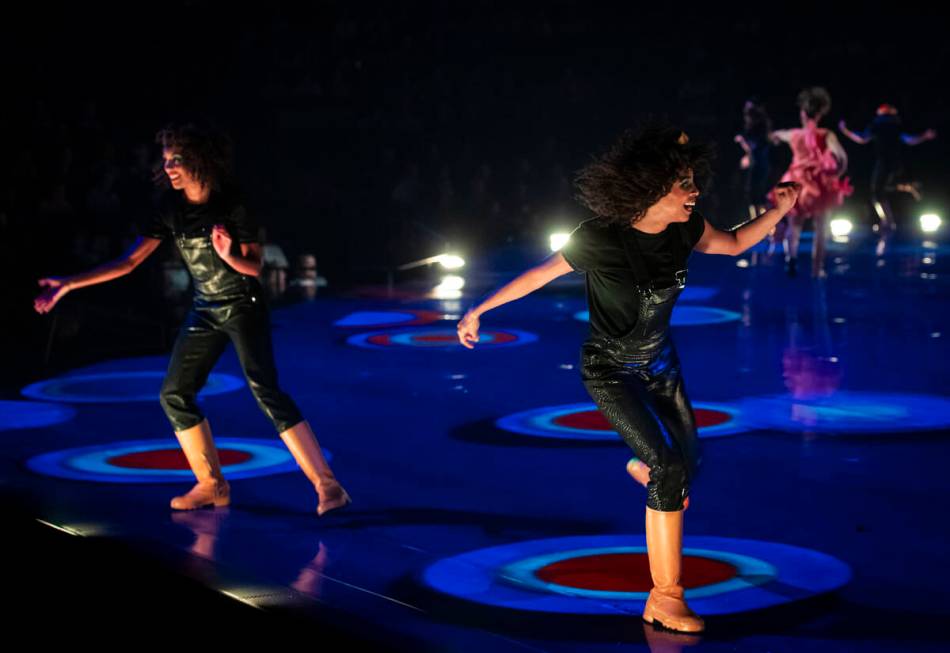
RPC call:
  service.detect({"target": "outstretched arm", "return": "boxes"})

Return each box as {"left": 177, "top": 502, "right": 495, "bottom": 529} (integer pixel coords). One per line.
{"left": 34, "top": 236, "right": 163, "bottom": 313}
{"left": 694, "top": 183, "right": 801, "bottom": 256}
{"left": 457, "top": 253, "right": 573, "bottom": 349}
{"left": 902, "top": 129, "right": 938, "bottom": 146}
{"left": 769, "top": 128, "right": 794, "bottom": 145}
{"left": 838, "top": 120, "right": 870, "bottom": 145}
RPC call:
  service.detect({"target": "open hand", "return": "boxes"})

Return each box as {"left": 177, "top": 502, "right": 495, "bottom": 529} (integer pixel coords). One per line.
{"left": 34, "top": 277, "right": 69, "bottom": 314}
{"left": 212, "top": 224, "right": 233, "bottom": 259}
{"left": 773, "top": 182, "right": 801, "bottom": 215}
{"left": 837, "top": 119, "right": 848, "bottom": 132}
{"left": 456, "top": 311, "right": 481, "bottom": 349}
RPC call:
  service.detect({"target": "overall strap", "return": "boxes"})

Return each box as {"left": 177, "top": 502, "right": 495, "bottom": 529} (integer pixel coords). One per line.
{"left": 615, "top": 220, "right": 692, "bottom": 287}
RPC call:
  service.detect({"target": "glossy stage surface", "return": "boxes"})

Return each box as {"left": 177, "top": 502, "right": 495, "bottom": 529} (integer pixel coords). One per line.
{"left": 4, "top": 233, "right": 950, "bottom": 651}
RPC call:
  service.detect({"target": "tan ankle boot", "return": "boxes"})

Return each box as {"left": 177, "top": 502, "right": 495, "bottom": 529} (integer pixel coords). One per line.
{"left": 280, "top": 421, "right": 351, "bottom": 516}
{"left": 642, "top": 507, "right": 704, "bottom": 633}
{"left": 170, "top": 419, "right": 230, "bottom": 510}
{"left": 627, "top": 459, "right": 689, "bottom": 510}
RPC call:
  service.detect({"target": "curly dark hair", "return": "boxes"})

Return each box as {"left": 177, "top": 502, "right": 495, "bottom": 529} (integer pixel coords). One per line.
{"left": 153, "top": 122, "right": 234, "bottom": 190}
{"left": 574, "top": 122, "right": 714, "bottom": 226}
{"left": 797, "top": 87, "right": 832, "bottom": 121}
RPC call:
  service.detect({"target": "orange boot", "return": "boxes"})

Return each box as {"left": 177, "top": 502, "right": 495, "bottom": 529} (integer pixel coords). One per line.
{"left": 642, "top": 507, "right": 704, "bottom": 633}
{"left": 627, "top": 458, "right": 689, "bottom": 510}
{"left": 280, "top": 421, "right": 351, "bottom": 516}
{"left": 170, "top": 419, "right": 230, "bottom": 510}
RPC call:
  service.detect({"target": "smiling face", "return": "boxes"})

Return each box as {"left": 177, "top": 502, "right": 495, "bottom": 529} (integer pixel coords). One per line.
{"left": 162, "top": 147, "right": 197, "bottom": 191}
{"left": 653, "top": 169, "right": 700, "bottom": 224}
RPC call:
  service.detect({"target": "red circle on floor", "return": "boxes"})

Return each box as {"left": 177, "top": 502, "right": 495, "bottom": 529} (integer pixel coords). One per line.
{"left": 535, "top": 553, "right": 737, "bottom": 592}
{"left": 107, "top": 448, "right": 253, "bottom": 470}
{"left": 414, "top": 334, "right": 460, "bottom": 343}
{"left": 553, "top": 408, "right": 731, "bottom": 431}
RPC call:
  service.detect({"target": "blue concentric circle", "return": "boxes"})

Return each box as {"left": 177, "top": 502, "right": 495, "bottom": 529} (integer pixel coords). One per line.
{"left": 26, "top": 438, "right": 308, "bottom": 483}
{"left": 574, "top": 306, "right": 740, "bottom": 327}
{"left": 422, "top": 534, "right": 850, "bottom": 615}
{"left": 0, "top": 400, "right": 77, "bottom": 431}
{"left": 22, "top": 371, "right": 244, "bottom": 404}
{"left": 495, "top": 401, "right": 749, "bottom": 441}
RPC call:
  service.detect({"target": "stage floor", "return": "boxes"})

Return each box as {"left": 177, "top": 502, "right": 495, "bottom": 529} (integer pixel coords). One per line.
{"left": 4, "top": 234, "right": 950, "bottom": 651}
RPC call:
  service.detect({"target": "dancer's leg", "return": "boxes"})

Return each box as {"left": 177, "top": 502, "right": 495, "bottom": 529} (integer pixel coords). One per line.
{"left": 225, "top": 302, "right": 349, "bottom": 515}
{"left": 224, "top": 302, "right": 303, "bottom": 433}
{"left": 280, "top": 421, "right": 351, "bottom": 515}
{"left": 161, "top": 311, "right": 231, "bottom": 509}
{"left": 170, "top": 419, "right": 230, "bottom": 510}
{"left": 642, "top": 507, "right": 704, "bottom": 633}
{"left": 785, "top": 215, "right": 804, "bottom": 276}
{"left": 812, "top": 212, "right": 828, "bottom": 278}
{"left": 582, "top": 346, "right": 690, "bottom": 512}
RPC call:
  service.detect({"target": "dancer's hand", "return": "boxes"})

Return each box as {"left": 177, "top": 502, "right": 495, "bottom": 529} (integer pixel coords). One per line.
{"left": 772, "top": 182, "right": 801, "bottom": 215}
{"left": 838, "top": 119, "right": 848, "bottom": 132}
{"left": 740, "top": 154, "right": 751, "bottom": 170}
{"left": 34, "top": 277, "right": 69, "bottom": 314}
{"left": 923, "top": 128, "right": 938, "bottom": 141}
{"left": 457, "top": 311, "right": 481, "bottom": 349}
{"left": 212, "top": 224, "right": 233, "bottom": 259}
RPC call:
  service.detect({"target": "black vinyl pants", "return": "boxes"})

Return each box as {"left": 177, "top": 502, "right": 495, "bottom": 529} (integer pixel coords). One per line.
{"left": 159, "top": 295, "right": 303, "bottom": 433}
{"left": 581, "top": 335, "right": 701, "bottom": 512}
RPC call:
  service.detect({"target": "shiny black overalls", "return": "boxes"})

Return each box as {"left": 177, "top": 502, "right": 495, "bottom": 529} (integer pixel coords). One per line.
{"left": 159, "top": 228, "right": 303, "bottom": 433}
{"left": 580, "top": 223, "right": 701, "bottom": 512}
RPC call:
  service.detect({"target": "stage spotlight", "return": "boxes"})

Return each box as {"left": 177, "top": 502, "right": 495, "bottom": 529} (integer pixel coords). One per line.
{"left": 830, "top": 217, "right": 853, "bottom": 238}
{"left": 434, "top": 275, "right": 465, "bottom": 299}
{"left": 439, "top": 275, "right": 465, "bottom": 291}
{"left": 920, "top": 214, "right": 942, "bottom": 233}
{"left": 437, "top": 254, "right": 465, "bottom": 270}
{"left": 549, "top": 232, "right": 570, "bottom": 252}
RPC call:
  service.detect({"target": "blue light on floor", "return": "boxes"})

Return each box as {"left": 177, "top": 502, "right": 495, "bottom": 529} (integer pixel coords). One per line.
{"left": 574, "top": 305, "right": 741, "bottom": 327}
{"left": 0, "top": 400, "right": 76, "bottom": 431}
{"left": 21, "top": 371, "right": 245, "bottom": 403}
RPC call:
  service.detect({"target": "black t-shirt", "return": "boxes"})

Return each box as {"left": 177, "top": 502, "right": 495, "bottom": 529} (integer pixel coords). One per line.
{"left": 561, "top": 211, "right": 706, "bottom": 338}
{"left": 140, "top": 190, "right": 259, "bottom": 242}
{"left": 865, "top": 115, "right": 903, "bottom": 165}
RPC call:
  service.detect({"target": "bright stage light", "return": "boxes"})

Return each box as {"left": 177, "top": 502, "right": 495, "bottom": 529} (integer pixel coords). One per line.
{"left": 437, "top": 254, "right": 465, "bottom": 270}
{"left": 433, "top": 275, "right": 465, "bottom": 299}
{"left": 550, "top": 232, "right": 570, "bottom": 252}
{"left": 439, "top": 275, "right": 465, "bottom": 291}
{"left": 830, "top": 217, "right": 853, "bottom": 238}
{"left": 920, "top": 214, "right": 942, "bottom": 233}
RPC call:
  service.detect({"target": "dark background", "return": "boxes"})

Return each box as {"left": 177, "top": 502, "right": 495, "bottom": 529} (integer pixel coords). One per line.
{"left": 2, "top": 1, "right": 947, "bottom": 387}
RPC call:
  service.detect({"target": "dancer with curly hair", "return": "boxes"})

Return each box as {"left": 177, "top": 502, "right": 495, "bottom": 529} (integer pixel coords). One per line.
{"left": 34, "top": 123, "right": 350, "bottom": 516}
{"left": 770, "top": 87, "right": 852, "bottom": 277}
{"left": 457, "top": 124, "right": 800, "bottom": 633}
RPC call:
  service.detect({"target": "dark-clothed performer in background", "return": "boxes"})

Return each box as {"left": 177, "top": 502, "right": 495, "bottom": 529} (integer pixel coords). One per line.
{"left": 839, "top": 104, "right": 937, "bottom": 239}
{"left": 34, "top": 123, "right": 350, "bottom": 516}
{"left": 457, "top": 124, "right": 800, "bottom": 633}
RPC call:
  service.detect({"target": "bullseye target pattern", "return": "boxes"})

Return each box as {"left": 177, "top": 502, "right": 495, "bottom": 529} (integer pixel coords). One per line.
{"left": 26, "top": 438, "right": 313, "bottom": 483}
{"left": 22, "top": 371, "right": 244, "bottom": 404}
{"left": 422, "top": 535, "right": 850, "bottom": 615}
{"left": 496, "top": 402, "right": 749, "bottom": 441}
{"left": 334, "top": 310, "right": 443, "bottom": 328}
{"left": 347, "top": 328, "right": 537, "bottom": 350}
